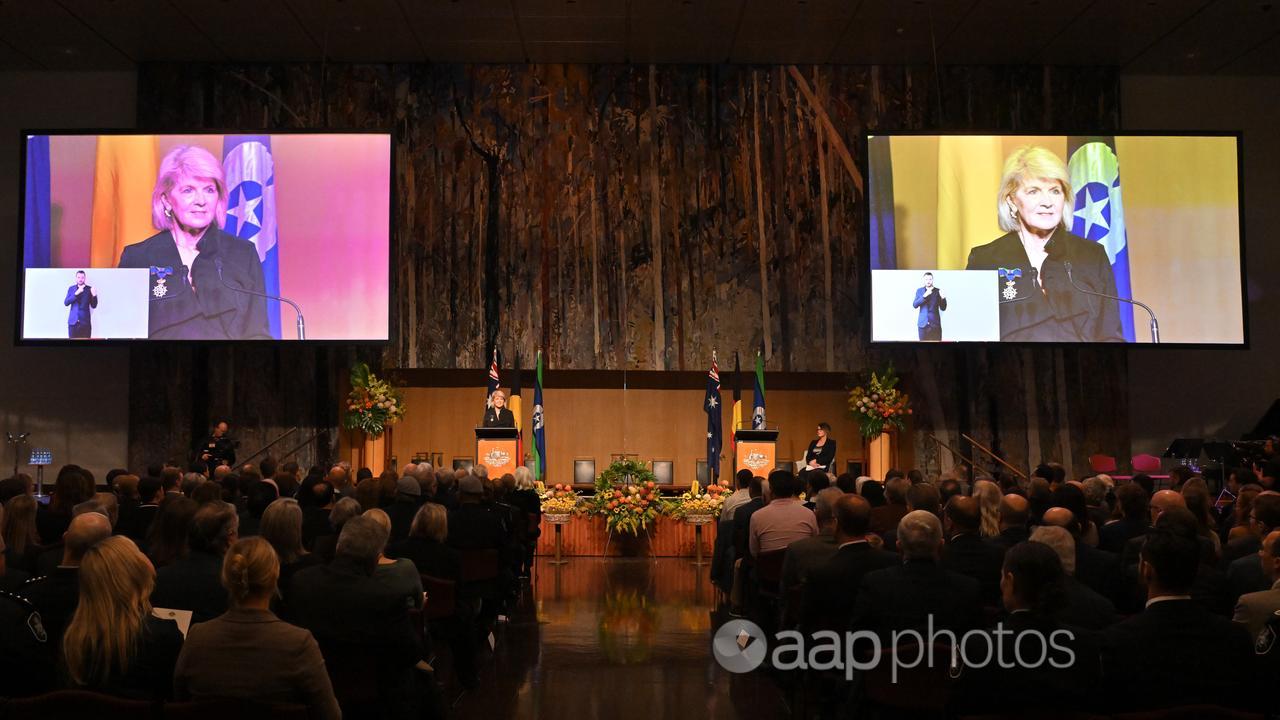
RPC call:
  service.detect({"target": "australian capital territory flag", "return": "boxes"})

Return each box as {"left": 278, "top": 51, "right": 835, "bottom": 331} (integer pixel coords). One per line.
{"left": 1067, "top": 137, "right": 1135, "bottom": 342}
{"left": 222, "top": 135, "right": 282, "bottom": 338}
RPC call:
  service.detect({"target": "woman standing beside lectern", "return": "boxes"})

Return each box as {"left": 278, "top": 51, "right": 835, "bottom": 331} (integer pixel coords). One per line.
{"left": 483, "top": 390, "right": 515, "bottom": 427}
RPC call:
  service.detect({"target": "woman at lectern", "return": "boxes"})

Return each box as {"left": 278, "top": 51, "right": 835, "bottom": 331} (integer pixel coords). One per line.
{"left": 483, "top": 390, "right": 515, "bottom": 428}
{"left": 117, "top": 145, "right": 271, "bottom": 340}
{"left": 965, "top": 145, "right": 1123, "bottom": 342}
{"left": 804, "top": 422, "right": 837, "bottom": 471}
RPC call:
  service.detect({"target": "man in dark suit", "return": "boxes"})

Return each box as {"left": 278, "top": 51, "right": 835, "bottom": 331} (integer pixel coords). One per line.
{"left": 19, "top": 511, "right": 111, "bottom": 643}
{"left": 1043, "top": 507, "right": 1122, "bottom": 605}
{"left": 801, "top": 494, "right": 897, "bottom": 633}
{"left": 152, "top": 501, "right": 237, "bottom": 624}
{"left": 1224, "top": 494, "right": 1280, "bottom": 600}
{"left": 912, "top": 272, "right": 947, "bottom": 341}
{"left": 298, "top": 479, "right": 336, "bottom": 551}
{"left": 869, "top": 476, "right": 909, "bottom": 538}
{"left": 1029, "top": 525, "right": 1117, "bottom": 630}
{"left": 1102, "top": 509, "right": 1258, "bottom": 713}
{"left": 852, "top": 510, "right": 982, "bottom": 639}
{"left": 63, "top": 270, "right": 97, "bottom": 339}
{"left": 118, "top": 476, "right": 163, "bottom": 543}
{"left": 988, "top": 493, "right": 1031, "bottom": 552}
{"left": 942, "top": 496, "right": 1006, "bottom": 606}
{"left": 1098, "top": 482, "right": 1150, "bottom": 553}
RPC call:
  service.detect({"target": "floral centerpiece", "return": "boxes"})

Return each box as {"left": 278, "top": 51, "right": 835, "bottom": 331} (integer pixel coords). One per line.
{"left": 848, "top": 363, "right": 912, "bottom": 438}
{"left": 666, "top": 479, "right": 728, "bottom": 521}
{"left": 343, "top": 362, "right": 405, "bottom": 438}
{"left": 540, "top": 483, "right": 582, "bottom": 522}
{"left": 592, "top": 458, "right": 662, "bottom": 536}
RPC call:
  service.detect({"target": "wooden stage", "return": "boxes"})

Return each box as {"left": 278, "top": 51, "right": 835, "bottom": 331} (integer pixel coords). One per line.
{"left": 534, "top": 515, "right": 718, "bottom": 557}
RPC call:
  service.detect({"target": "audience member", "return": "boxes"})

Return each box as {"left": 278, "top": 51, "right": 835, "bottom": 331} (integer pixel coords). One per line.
{"left": 364, "top": 508, "right": 425, "bottom": 610}
{"left": 1029, "top": 525, "right": 1117, "bottom": 629}
{"left": 779, "top": 487, "right": 842, "bottom": 603}
{"left": 314, "top": 497, "right": 363, "bottom": 563}
{"left": 749, "top": 470, "right": 818, "bottom": 557}
{"left": 1098, "top": 482, "right": 1150, "bottom": 553}
{"left": 988, "top": 493, "right": 1030, "bottom": 551}
{"left": 145, "top": 495, "right": 199, "bottom": 568}
{"left": 800, "top": 494, "right": 897, "bottom": 633}
{"left": 259, "top": 497, "right": 321, "bottom": 590}
{"left": 1233, "top": 528, "right": 1280, "bottom": 641}
{"left": 869, "top": 476, "right": 909, "bottom": 536}
{"left": 152, "top": 501, "right": 238, "bottom": 623}
{"left": 971, "top": 479, "right": 1001, "bottom": 538}
{"left": 19, "top": 511, "right": 112, "bottom": 643}
{"left": 3, "top": 494, "right": 42, "bottom": 575}
{"left": 388, "top": 475, "right": 424, "bottom": 544}
{"left": 942, "top": 496, "right": 1005, "bottom": 606}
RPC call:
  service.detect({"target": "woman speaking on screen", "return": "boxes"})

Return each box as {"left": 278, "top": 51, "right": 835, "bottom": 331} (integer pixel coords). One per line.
{"left": 118, "top": 145, "right": 271, "bottom": 340}
{"left": 965, "top": 146, "right": 1123, "bottom": 342}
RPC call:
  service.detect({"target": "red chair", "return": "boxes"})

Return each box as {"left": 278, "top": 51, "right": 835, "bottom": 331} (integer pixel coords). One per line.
{"left": 421, "top": 573, "right": 457, "bottom": 621}
{"left": 1088, "top": 454, "right": 1118, "bottom": 474}
{"left": 1131, "top": 454, "right": 1162, "bottom": 473}
{"left": 753, "top": 548, "right": 787, "bottom": 589}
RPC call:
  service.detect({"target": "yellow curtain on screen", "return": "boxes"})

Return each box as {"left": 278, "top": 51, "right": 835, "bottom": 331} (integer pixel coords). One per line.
{"left": 935, "top": 136, "right": 1004, "bottom": 271}
{"left": 90, "top": 135, "right": 160, "bottom": 268}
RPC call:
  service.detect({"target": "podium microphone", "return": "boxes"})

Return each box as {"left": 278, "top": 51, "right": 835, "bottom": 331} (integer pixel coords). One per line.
{"left": 1064, "top": 261, "right": 1159, "bottom": 343}
{"left": 215, "top": 258, "right": 307, "bottom": 340}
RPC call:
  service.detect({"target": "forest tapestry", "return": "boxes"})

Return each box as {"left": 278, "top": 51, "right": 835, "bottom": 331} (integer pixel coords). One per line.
{"left": 132, "top": 62, "right": 1126, "bottom": 476}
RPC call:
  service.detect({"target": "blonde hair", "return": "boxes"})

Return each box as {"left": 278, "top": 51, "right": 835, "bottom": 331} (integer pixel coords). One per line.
{"left": 363, "top": 507, "right": 392, "bottom": 534}
{"left": 996, "top": 145, "right": 1073, "bottom": 233}
{"left": 513, "top": 466, "right": 535, "bottom": 491}
{"left": 63, "top": 536, "right": 155, "bottom": 686}
{"left": 260, "top": 497, "right": 305, "bottom": 564}
{"left": 3, "top": 494, "right": 40, "bottom": 556}
{"left": 410, "top": 502, "right": 448, "bottom": 543}
{"left": 221, "top": 536, "right": 280, "bottom": 607}
{"left": 152, "top": 145, "right": 227, "bottom": 231}
{"left": 973, "top": 480, "right": 1002, "bottom": 539}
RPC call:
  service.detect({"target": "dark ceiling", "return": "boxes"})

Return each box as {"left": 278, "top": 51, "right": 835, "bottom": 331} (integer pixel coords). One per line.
{"left": 1, "top": 0, "right": 1278, "bottom": 74}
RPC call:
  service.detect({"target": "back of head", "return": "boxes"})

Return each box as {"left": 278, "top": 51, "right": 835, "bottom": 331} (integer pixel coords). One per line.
{"left": 835, "top": 473, "right": 856, "bottom": 494}
{"left": 410, "top": 502, "right": 449, "bottom": 543}
{"left": 748, "top": 476, "right": 764, "bottom": 499}
{"left": 1115, "top": 482, "right": 1149, "bottom": 521}
{"left": 64, "top": 536, "right": 154, "bottom": 686}
{"left": 247, "top": 480, "right": 280, "bottom": 518}
{"left": 906, "top": 482, "right": 941, "bottom": 517}
{"left": 833, "top": 494, "right": 872, "bottom": 539}
{"left": 363, "top": 507, "right": 392, "bottom": 536}
{"left": 259, "top": 456, "right": 278, "bottom": 479}
{"left": 907, "top": 469, "right": 924, "bottom": 485}
{"left": 813, "top": 487, "right": 843, "bottom": 524}
{"left": 735, "top": 469, "right": 754, "bottom": 490}
{"left": 859, "top": 479, "right": 886, "bottom": 507}
{"left": 260, "top": 498, "right": 304, "bottom": 563}
{"left": 945, "top": 496, "right": 982, "bottom": 535}
{"left": 64, "top": 511, "right": 113, "bottom": 564}
{"left": 1029, "top": 525, "right": 1076, "bottom": 575}
{"left": 513, "top": 466, "right": 535, "bottom": 491}
{"left": 938, "top": 479, "right": 962, "bottom": 507}
{"left": 160, "top": 467, "right": 183, "bottom": 493}
{"left": 1132, "top": 473, "right": 1154, "bottom": 497}
{"left": 112, "top": 474, "right": 140, "bottom": 500}
{"left": 1050, "top": 483, "right": 1089, "bottom": 530}
{"left": 147, "top": 495, "right": 198, "bottom": 566}
{"left": 1003, "top": 541, "right": 1066, "bottom": 614}
{"left": 998, "top": 492, "right": 1030, "bottom": 528}
{"left": 808, "top": 472, "right": 831, "bottom": 496}
{"left": 1140, "top": 507, "right": 1203, "bottom": 593}
{"left": 221, "top": 536, "right": 280, "bottom": 607}
{"left": 335, "top": 515, "right": 389, "bottom": 569}
{"left": 190, "top": 481, "right": 224, "bottom": 506}
{"left": 884, "top": 477, "right": 909, "bottom": 505}
{"left": 329, "top": 496, "right": 363, "bottom": 530}
{"left": 1253, "top": 493, "right": 1280, "bottom": 533}
{"left": 138, "top": 476, "right": 163, "bottom": 504}
{"left": 188, "top": 501, "right": 239, "bottom": 555}
{"left": 897, "top": 510, "right": 943, "bottom": 561}
{"left": 1082, "top": 476, "right": 1109, "bottom": 507}
{"left": 767, "top": 469, "right": 796, "bottom": 499}
{"left": 884, "top": 469, "right": 905, "bottom": 484}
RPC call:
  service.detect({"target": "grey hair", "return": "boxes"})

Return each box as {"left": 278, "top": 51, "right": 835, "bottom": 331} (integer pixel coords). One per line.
{"left": 335, "top": 515, "right": 388, "bottom": 566}
{"left": 897, "top": 510, "right": 943, "bottom": 560}
{"left": 328, "top": 496, "right": 363, "bottom": 530}
{"left": 1082, "top": 476, "right": 1110, "bottom": 506}
{"left": 513, "top": 466, "right": 536, "bottom": 491}
{"left": 473, "top": 466, "right": 489, "bottom": 480}
{"left": 814, "top": 487, "right": 844, "bottom": 524}
{"left": 1030, "top": 525, "right": 1076, "bottom": 575}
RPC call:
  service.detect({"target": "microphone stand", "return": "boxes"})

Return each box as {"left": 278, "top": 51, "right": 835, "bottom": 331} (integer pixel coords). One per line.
{"left": 216, "top": 259, "right": 306, "bottom": 340}
{"left": 1064, "top": 262, "right": 1159, "bottom": 343}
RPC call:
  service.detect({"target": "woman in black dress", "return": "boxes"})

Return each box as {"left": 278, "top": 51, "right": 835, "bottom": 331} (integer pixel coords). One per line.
{"left": 804, "top": 423, "right": 837, "bottom": 472}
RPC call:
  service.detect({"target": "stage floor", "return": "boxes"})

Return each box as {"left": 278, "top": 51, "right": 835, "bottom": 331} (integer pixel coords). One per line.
{"left": 452, "top": 557, "right": 785, "bottom": 719}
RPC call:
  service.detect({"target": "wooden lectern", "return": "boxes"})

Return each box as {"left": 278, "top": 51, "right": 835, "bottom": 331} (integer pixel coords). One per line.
{"left": 734, "top": 428, "right": 778, "bottom": 477}
{"left": 475, "top": 427, "right": 519, "bottom": 478}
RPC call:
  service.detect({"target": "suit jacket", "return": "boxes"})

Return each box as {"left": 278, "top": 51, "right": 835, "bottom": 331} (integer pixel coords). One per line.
{"left": 17, "top": 566, "right": 79, "bottom": 642}
{"left": 1075, "top": 541, "right": 1123, "bottom": 605}
{"left": 1059, "top": 575, "right": 1118, "bottom": 630}
{"left": 1228, "top": 554, "right": 1269, "bottom": 600}
{"left": 943, "top": 532, "right": 1006, "bottom": 606}
{"left": 912, "top": 286, "right": 947, "bottom": 328}
{"left": 1098, "top": 517, "right": 1147, "bottom": 554}
{"left": 1233, "top": 580, "right": 1280, "bottom": 641}
{"left": 482, "top": 407, "right": 515, "bottom": 428}
{"left": 173, "top": 607, "right": 340, "bottom": 720}
{"left": 151, "top": 550, "right": 227, "bottom": 624}
{"left": 800, "top": 541, "right": 898, "bottom": 633}
{"left": 869, "top": 503, "right": 908, "bottom": 538}
{"left": 78, "top": 616, "right": 184, "bottom": 701}
{"left": 64, "top": 285, "right": 97, "bottom": 326}
{"left": 966, "top": 227, "right": 1124, "bottom": 342}
{"left": 1102, "top": 599, "right": 1257, "bottom": 712}
{"left": 446, "top": 503, "right": 506, "bottom": 551}
{"left": 852, "top": 558, "right": 983, "bottom": 640}
{"left": 987, "top": 526, "right": 1030, "bottom": 552}
{"left": 732, "top": 497, "right": 765, "bottom": 563}
{"left": 118, "top": 503, "right": 159, "bottom": 543}
{"left": 301, "top": 506, "right": 333, "bottom": 552}
{"left": 386, "top": 498, "right": 421, "bottom": 545}
{"left": 780, "top": 532, "right": 837, "bottom": 597}
{"left": 386, "top": 535, "right": 462, "bottom": 582}
{"left": 1221, "top": 535, "right": 1262, "bottom": 568}
{"left": 117, "top": 227, "right": 270, "bottom": 340}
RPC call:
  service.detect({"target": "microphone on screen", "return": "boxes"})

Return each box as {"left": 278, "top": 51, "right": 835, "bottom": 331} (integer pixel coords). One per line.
{"left": 215, "top": 258, "right": 307, "bottom": 340}
{"left": 1064, "top": 261, "right": 1160, "bottom": 344}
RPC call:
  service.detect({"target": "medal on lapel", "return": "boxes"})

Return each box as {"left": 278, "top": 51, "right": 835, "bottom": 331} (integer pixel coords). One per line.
{"left": 150, "top": 266, "right": 173, "bottom": 298}
{"left": 998, "top": 267, "right": 1022, "bottom": 301}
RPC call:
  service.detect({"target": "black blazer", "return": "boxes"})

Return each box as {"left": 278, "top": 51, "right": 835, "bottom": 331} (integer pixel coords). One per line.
{"left": 987, "top": 526, "right": 1030, "bottom": 552}
{"left": 800, "top": 542, "right": 899, "bottom": 633}
{"left": 966, "top": 227, "right": 1124, "bottom": 342}
{"left": 482, "top": 407, "right": 515, "bottom": 428}
{"left": 386, "top": 536, "right": 462, "bottom": 582}
{"left": 942, "top": 533, "right": 1006, "bottom": 607}
{"left": 118, "top": 227, "right": 271, "bottom": 339}
{"left": 1058, "top": 575, "right": 1118, "bottom": 630}
{"left": 1101, "top": 599, "right": 1257, "bottom": 712}
{"left": 64, "top": 285, "right": 97, "bottom": 326}
{"left": 851, "top": 559, "right": 983, "bottom": 640}
{"left": 804, "top": 439, "right": 836, "bottom": 470}
{"left": 151, "top": 550, "right": 227, "bottom": 624}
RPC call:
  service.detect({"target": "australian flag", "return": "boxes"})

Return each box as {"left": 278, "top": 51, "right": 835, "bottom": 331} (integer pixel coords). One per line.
{"left": 222, "top": 135, "right": 281, "bottom": 338}
{"left": 486, "top": 347, "right": 500, "bottom": 408}
{"left": 1068, "top": 137, "right": 1135, "bottom": 342}
{"left": 705, "top": 357, "right": 722, "bottom": 480}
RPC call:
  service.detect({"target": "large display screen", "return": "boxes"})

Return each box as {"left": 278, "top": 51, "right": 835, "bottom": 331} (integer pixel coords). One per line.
{"left": 867, "top": 134, "right": 1245, "bottom": 345}
{"left": 18, "top": 132, "right": 391, "bottom": 342}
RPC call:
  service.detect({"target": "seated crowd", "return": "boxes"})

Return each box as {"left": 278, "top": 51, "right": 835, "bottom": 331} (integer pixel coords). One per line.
{"left": 712, "top": 459, "right": 1280, "bottom": 717}
{"left": 0, "top": 458, "right": 543, "bottom": 719}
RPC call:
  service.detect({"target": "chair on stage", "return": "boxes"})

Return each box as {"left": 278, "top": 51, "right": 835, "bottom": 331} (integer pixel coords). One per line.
{"left": 1088, "top": 454, "right": 1118, "bottom": 474}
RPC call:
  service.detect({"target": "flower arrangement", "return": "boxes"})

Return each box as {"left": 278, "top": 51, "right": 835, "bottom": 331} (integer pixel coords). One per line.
{"left": 848, "top": 363, "right": 912, "bottom": 439}
{"left": 540, "top": 483, "right": 583, "bottom": 516}
{"left": 343, "top": 362, "right": 405, "bottom": 438}
{"left": 667, "top": 479, "right": 729, "bottom": 520}
{"left": 592, "top": 458, "right": 662, "bottom": 536}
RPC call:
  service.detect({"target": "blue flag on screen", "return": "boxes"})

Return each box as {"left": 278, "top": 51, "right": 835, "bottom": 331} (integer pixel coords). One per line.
{"left": 1068, "top": 137, "right": 1135, "bottom": 342}
{"left": 704, "top": 358, "right": 722, "bottom": 480}
{"left": 222, "top": 135, "right": 281, "bottom": 338}
{"left": 868, "top": 136, "right": 898, "bottom": 270}
{"left": 23, "top": 135, "right": 52, "bottom": 269}
{"left": 532, "top": 351, "right": 546, "bottom": 481}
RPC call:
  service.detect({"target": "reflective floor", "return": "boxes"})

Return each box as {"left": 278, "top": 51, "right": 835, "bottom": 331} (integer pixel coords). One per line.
{"left": 452, "top": 557, "right": 786, "bottom": 720}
